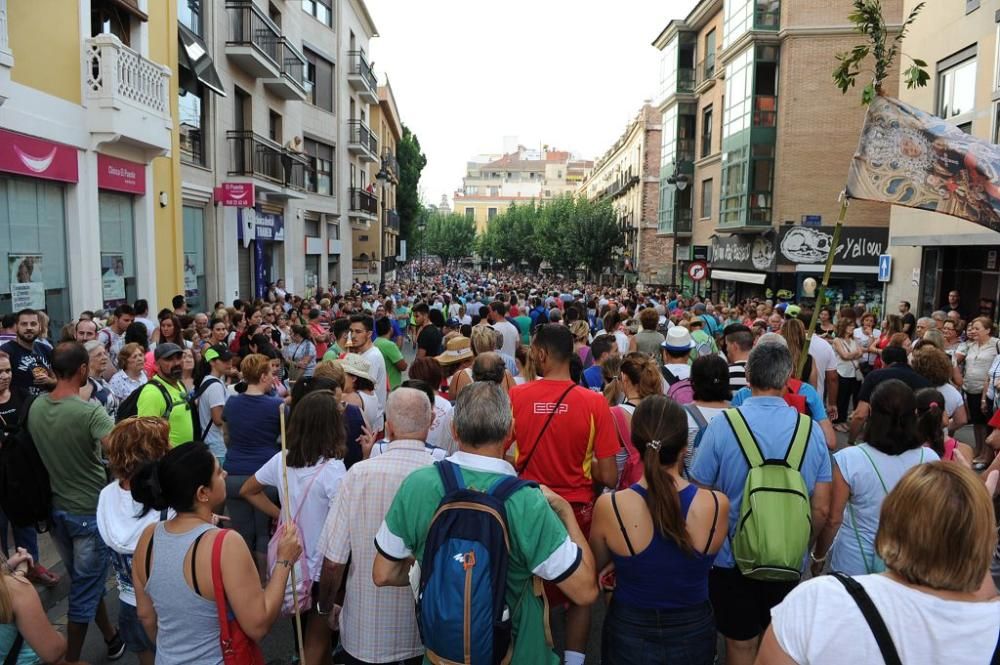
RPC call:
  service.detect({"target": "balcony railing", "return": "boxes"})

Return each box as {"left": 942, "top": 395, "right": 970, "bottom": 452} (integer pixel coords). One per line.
{"left": 348, "top": 119, "right": 378, "bottom": 155}
{"left": 754, "top": 95, "right": 777, "bottom": 127}
{"left": 85, "top": 34, "right": 170, "bottom": 117}
{"left": 226, "top": 130, "right": 309, "bottom": 189}
{"left": 348, "top": 49, "right": 377, "bottom": 91}
{"left": 387, "top": 209, "right": 400, "bottom": 231}
{"left": 350, "top": 187, "right": 378, "bottom": 215}
{"left": 695, "top": 56, "right": 716, "bottom": 87}
{"left": 226, "top": 1, "right": 280, "bottom": 69}
{"left": 277, "top": 37, "right": 306, "bottom": 90}
{"left": 674, "top": 207, "right": 693, "bottom": 234}
{"left": 677, "top": 67, "right": 696, "bottom": 93}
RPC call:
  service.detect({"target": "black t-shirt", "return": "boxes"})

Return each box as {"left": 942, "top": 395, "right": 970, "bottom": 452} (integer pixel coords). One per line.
{"left": 901, "top": 312, "right": 917, "bottom": 335}
{"left": 0, "top": 391, "right": 23, "bottom": 434}
{"left": 0, "top": 340, "right": 52, "bottom": 399}
{"left": 417, "top": 325, "right": 444, "bottom": 357}
{"left": 858, "top": 364, "right": 931, "bottom": 403}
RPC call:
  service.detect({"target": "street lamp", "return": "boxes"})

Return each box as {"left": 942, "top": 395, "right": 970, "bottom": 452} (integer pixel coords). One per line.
{"left": 665, "top": 166, "right": 691, "bottom": 291}
{"left": 375, "top": 160, "right": 389, "bottom": 289}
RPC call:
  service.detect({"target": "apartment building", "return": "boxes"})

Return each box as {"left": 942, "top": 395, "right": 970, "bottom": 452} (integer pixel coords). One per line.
{"left": 654, "top": 0, "right": 900, "bottom": 305}
{"left": 579, "top": 104, "right": 662, "bottom": 285}
{"left": 0, "top": 0, "right": 177, "bottom": 326}
{"left": 452, "top": 146, "right": 593, "bottom": 233}
{"left": 884, "top": 0, "right": 1000, "bottom": 320}
{"left": 178, "top": 0, "right": 384, "bottom": 305}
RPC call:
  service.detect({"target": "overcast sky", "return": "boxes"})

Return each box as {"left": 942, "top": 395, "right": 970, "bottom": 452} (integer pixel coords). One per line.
{"left": 365, "top": 0, "right": 698, "bottom": 207}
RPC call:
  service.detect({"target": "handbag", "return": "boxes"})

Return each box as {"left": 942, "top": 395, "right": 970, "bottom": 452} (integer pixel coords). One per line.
{"left": 212, "top": 529, "right": 265, "bottom": 665}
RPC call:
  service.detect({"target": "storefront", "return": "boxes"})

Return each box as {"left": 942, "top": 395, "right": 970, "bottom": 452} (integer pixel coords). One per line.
{"left": 710, "top": 233, "right": 776, "bottom": 303}
{"left": 0, "top": 129, "right": 77, "bottom": 329}
{"left": 917, "top": 245, "right": 1000, "bottom": 321}
{"left": 182, "top": 205, "right": 207, "bottom": 311}
{"left": 97, "top": 154, "right": 144, "bottom": 309}
{"left": 237, "top": 207, "right": 286, "bottom": 300}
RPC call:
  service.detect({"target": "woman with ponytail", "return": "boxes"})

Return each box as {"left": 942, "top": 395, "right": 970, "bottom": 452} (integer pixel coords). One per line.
{"left": 812, "top": 379, "right": 939, "bottom": 578}
{"left": 916, "top": 387, "right": 974, "bottom": 462}
{"left": 130, "top": 442, "right": 302, "bottom": 664}
{"left": 589, "top": 395, "right": 728, "bottom": 665}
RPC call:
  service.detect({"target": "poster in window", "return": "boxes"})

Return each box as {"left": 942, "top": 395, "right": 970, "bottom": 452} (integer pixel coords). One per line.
{"left": 101, "top": 253, "right": 127, "bottom": 307}
{"left": 8, "top": 254, "right": 45, "bottom": 310}
{"left": 184, "top": 253, "right": 199, "bottom": 298}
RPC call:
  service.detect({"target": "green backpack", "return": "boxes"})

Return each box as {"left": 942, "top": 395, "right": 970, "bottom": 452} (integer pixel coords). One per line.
{"left": 724, "top": 408, "right": 813, "bottom": 582}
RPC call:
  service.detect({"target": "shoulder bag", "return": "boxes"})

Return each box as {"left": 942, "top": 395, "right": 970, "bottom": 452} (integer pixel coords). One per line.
{"left": 212, "top": 529, "right": 265, "bottom": 665}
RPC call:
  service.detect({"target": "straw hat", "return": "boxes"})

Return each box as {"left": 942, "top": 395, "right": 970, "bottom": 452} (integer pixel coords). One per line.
{"left": 338, "top": 353, "right": 374, "bottom": 382}
{"left": 435, "top": 336, "right": 474, "bottom": 366}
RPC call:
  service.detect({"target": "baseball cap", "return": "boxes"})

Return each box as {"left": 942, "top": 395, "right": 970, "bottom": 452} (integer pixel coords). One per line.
{"left": 153, "top": 342, "right": 183, "bottom": 361}
{"left": 203, "top": 343, "right": 233, "bottom": 363}
{"left": 445, "top": 318, "right": 461, "bottom": 329}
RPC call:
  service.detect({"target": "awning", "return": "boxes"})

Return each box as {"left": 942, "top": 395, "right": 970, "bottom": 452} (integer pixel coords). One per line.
{"left": 794, "top": 264, "right": 879, "bottom": 275}
{"left": 710, "top": 269, "right": 767, "bottom": 285}
{"left": 108, "top": 0, "right": 147, "bottom": 21}
{"left": 178, "top": 24, "right": 226, "bottom": 96}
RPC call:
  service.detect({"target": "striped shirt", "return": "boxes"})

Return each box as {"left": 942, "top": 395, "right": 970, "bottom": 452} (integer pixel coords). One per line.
{"left": 319, "top": 439, "right": 436, "bottom": 663}
{"left": 728, "top": 361, "right": 748, "bottom": 392}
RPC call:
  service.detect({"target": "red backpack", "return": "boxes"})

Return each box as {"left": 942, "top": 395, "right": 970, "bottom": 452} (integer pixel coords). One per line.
{"left": 783, "top": 378, "right": 810, "bottom": 415}
{"left": 610, "top": 406, "right": 643, "bottom": 490}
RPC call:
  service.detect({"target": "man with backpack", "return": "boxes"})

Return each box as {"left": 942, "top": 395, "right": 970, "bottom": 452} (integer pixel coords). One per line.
{"left": 96, "top": 304, "right": 134, "bottom": 378}
{"left": 28, "top": 342, "right": 125, "bottom": 662}
{"left": 690, "top": 340, "right": 831, "bottom": 665}
{"left": 374, "top": 382, "right": 598, "bottom": 664}
{"left": 133, "top": 343, "right": 193, "bottom": 446}
{"left": 660, "top": 327, "right": 695, "bottom": 404}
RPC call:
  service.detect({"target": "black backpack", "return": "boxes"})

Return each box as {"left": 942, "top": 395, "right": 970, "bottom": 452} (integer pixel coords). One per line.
{"left": 0, "top": 397, "right": 53, "bottom": 530}
{"left": 117, "top": 378, "right": 219, "bottom": 442}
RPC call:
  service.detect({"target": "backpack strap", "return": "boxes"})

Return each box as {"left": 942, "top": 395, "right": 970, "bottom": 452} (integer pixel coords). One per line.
{"left": 685, "top": 403, "right": 708, "bottom": 430}
{"left": 830, "top": 573, "right": 903, "bottom": 665}
{"left": 436, "top": 459, "right": 465, "bottom": 494}
{"left": 723, "top": 408, "right": 764, "bottom": 468}
{"left": 661, "top": 366, "right": 680, "bottom": 385}
{"left": 211, "top": 529, "right": 234, "bottom": 651}
{"left": 610, "top": 406, "right": 629, "bottom": 447}
{"left": 488, "top": 475, "right": 536, "bottom": 502}
{"left": 857, "top": 444, "right": 890, "bottom": 494}
{"left": 784, "top": 413, "right": 812, "bottom": 471}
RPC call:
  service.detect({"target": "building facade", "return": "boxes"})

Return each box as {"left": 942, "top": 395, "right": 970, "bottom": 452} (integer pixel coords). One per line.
{"left": 579, "top": 104, "right": 662, "bottom": 285}
{"left": 884, "top": 0, "right": 1000, "bottom": 320}
{"left": 452, "top": 146, "right": 593, "bottom": 233}
{"left": 0, "top": 0, "right": 177, "bottom": 327}
{"left": 654, "top": 0, "right": 900, "bottom": 304}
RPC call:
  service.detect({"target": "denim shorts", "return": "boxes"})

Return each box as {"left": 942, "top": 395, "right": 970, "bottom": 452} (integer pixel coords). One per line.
{"left": 118, "top": 599, "right": 155, "bottom": 653}
{"left": 601, "top": 599, "right": 716, "bottom": 665}
{"left": 49, "top": 511, "right": 110, "bottom": 623}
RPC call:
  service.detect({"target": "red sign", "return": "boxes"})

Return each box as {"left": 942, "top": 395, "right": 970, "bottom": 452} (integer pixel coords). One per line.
{"left": 97, "top": 154, "right": 146, "bottom": 194}
{"left": 0, "top": 128, "right": 78, "bottom": 183}
{"left": 688, "top": 260, "right": 708, "bottom": 282}
{"left": 214, "top": 182, "right": 255, "bottom": 207}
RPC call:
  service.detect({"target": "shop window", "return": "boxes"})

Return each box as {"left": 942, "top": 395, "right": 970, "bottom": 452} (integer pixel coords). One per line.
{"left": 304, "top": 48, "right": 334, "bottom": 113}
{"left": 302, "top": 0, "right": 333, "bottom": 27}
{"left": 182, "top": 206, "right": 206, "bottom": 311}
{"left": 937, "top": 47, "right": 977, "bottom": 119}
{"left": 0, "top": 176, "right": 70, "bottom": 331}
{"left": 99, "top": 192, "right": 137, "bottom": 309}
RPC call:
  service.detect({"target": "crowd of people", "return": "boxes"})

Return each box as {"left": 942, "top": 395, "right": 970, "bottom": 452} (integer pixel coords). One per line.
{"left": 0, "top": 267, "right": 995, "bottom": 665}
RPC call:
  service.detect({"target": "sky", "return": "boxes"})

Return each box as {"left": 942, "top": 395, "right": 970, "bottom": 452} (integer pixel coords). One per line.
{"left": 364, "top": 0, "right": 699, "bottom": 207}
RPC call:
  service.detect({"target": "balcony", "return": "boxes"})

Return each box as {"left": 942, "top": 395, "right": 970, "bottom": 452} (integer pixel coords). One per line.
{"left": 262, "top": 38, "right": 307, "bottom": 100}
{"left": 677, "top": 67, "right": 696, "bottom": 94}
{"left": 349, "top": 187, "right": 378, "bottom": 224}
{"left": 348, "top": 120, "right": 378, "bottom": 163}
{"left": 660, "top": 207, "right": 693, "bottom": 236}
{"left": 695, "top": 56, "right": 716, "bottom": 90}
{"left": 0, "top": 0, "right": 12, "bottom": 106}
{"left": 753, "top": 95, "right": 777, "bottom": 127}
{"left": 347, "top": 50, "right": 378, "bottom": 104}
{"left": 226, "top": 130, "right": 310, "bottom": 198}
{"left": 225, "top": 1, "right": 281, "bottom": 78}
{"left": 84, "top": 34, "right": 172, "bottom": 156}
{"left": 386, "top": 209, "right": 400, "bottom": 232}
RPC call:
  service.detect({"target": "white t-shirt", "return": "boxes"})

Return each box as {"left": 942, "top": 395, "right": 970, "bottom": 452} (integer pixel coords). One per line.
{"left": 428, "top": 394, "right": 457, "bottom": 453}
{"left": 254, "top": 454, "right": 347, "bottom": 582}
{"left": 197, "top": 375, "right": 228, "bottom": 460}
{"left": 661, "top": 363, "right": 691, "bottom": 394}
{"left": 937, "top": 382, "right": 964, "bottom": 417}
{"left": 772, "top": 573, "right": 1000, "bottom": 665}
{"left": 492, "top": 319, "right": 520, "bottom": 357}
{"left": 684, "top": 404, "right": 726, "bottom": 468}
{"left": 358, "top": 346, "right": 388, "bottom": 411}
{"left": 808, "top": 335, "right": 838, "bottom": 403}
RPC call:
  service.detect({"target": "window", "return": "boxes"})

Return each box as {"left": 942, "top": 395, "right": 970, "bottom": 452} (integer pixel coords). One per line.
{"left": 701, "top": 105, "right": 713, "bottom": 157}
{"left": 489, "top": 186, "right": 499, "bottom": 197}
{"left": 359, "top": 235, "right": 369, "bottom": 242}
{"left": 723, "top": 46, "right": 753, "bottom": 139}
{"left": 700, "top": 179, "right": 713, "bottom": 219}
{"left": 994, "top": 102, "right": 1000, "bottom": 143}
{"left": 91, "top": 0, "right": 133, "bottom": 44}
{"left": 301, "top": 0, "right": 332, "bottom": 26}
{"left": 723, "top": 0, "right": 752, "bottom": 48}
{"left": 465, "top": 208, "right": 475, "bottom": 220}
{"left": 178, "top": 76, "right": 206, "bottom": 165}
{"left": 304, "top": 48, "right": 334, "bottom": 113}
{"left": 179, "top": 0, "right": 201, "bottom": 35}
{"left": 304, "top": 138, "right": 334, "bottom": 195}
{"left": 937, "top": 47, "right": 977, "bottom": 119}
{"left": 182, "top": 206, "right": 206, "bottom": 310}
{"left": 966, "top": 0, "right": 980, "bottom": 13}
{"left": 488, "top": 208, "right": 498, "bottom": 221}
{"left": 268, "top": 110, "right": 281, "bottom": 143}
{"left": 704, "top": 29, "right": 716, "bottom": 78}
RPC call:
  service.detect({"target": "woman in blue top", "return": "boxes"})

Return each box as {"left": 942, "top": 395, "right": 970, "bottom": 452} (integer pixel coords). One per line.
{"left": 222, "top": 353, "right": 284, "bottom": 575}
{"left": 589, "top": 395, "right": 729, "bottom": 665}
{"left": 0, "top": 548, "right": 69, "bottom": 664}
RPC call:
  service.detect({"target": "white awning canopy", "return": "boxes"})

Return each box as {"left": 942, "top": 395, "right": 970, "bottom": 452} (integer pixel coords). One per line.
{"left": 710, "top": 269, "right": 767, "bottom": 285}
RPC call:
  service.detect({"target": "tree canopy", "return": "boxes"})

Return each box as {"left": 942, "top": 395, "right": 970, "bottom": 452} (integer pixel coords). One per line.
{"left": 396, "top": 125, "right": 427, "bottom": 246}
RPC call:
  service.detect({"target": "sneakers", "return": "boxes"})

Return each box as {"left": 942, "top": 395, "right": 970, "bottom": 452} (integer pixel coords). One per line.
{"left": 25, "top": 564, "right": 59, "bottom": 588}
{"left": 105, "top": 631, "right": 126, "bottom": 661}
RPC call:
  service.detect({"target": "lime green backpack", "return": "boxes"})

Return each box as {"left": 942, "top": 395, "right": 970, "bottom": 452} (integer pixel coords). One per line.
{"left": 724, "top": 408, "right": 812, "bottom": 582}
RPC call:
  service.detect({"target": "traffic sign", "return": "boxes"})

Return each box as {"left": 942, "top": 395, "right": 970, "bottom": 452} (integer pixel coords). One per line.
{"left": 688, "top": 261, "right": 708, "bottom": 282}
{"left": 878, "top": 254, "right": 892, "bottom": 282}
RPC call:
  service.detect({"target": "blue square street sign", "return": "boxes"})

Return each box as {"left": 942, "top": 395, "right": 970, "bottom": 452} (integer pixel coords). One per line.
{"left": 878, "top": 254, "right": 892, "bottom": 282}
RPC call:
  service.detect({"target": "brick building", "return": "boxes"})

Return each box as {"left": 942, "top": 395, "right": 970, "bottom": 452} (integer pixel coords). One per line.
{"left": 653, "top": 0, "right": 900, "bottom": 305}
{"left": 579, "top": 104, "right": 663, "bottom": 285}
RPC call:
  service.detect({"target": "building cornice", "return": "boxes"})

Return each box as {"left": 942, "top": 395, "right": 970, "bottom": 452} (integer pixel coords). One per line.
{"left": 350, "top": 0, "right": 379, "bottom": 38}
{"left": 652, "top": 0, "right": 722, "bottom": 49}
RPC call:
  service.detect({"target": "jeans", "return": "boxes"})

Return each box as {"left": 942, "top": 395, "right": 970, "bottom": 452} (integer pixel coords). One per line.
{"left": 225, "top": 474, "right": 277, "bottom": 554}
{"left": 0, "top": 509, "right": 39, "bottom": 560}
{"left": 601, "top": 600, "right": 716, "bottom": 665}
{"left": 49, "top": 511, "right": 110, "bottom": 623}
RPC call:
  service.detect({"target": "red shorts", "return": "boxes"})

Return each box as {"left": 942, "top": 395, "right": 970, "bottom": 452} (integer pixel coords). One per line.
{"left": 542, "top": 501, "right": 593, "bottom": 608}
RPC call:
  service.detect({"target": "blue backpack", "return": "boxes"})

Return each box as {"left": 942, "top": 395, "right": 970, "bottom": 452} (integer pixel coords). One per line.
{"left": 417, "top": 460, "right": 536, "bottom": 664}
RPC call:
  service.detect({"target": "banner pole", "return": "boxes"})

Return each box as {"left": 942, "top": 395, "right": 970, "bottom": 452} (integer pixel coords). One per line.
{"left": 279, "top": 404, "right": 306, "bottom": 664}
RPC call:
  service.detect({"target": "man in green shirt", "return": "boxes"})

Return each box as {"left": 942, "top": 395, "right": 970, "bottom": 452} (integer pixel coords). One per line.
{"left": 374, "top": 382, "right": 598, "bottom": 664}
{"left": 136, "top": 342, "right": 193, "bottom": 446}
{"left": 322, "top": 318, "right": 351, "bottom": 362}
{"left": 373, "top": 316, "right": 407, "bottom": 390}
{"left": 28, "top": 342, "right": 123, "bottom": 661}
{"left": 514, "top": 311, "right": 533, "bottom": 346}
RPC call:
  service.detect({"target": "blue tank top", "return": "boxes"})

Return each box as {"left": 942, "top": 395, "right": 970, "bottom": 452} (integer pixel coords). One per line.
{"left": 610, "top": 483, "right": 717, "bottom": 610}
{"left": 0, "top": 622, "right": 39, "bottom": 664}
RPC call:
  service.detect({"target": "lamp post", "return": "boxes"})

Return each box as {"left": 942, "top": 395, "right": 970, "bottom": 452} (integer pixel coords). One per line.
{"left": 665, "top": 170, "right": 690, "bottom": 291}
{"left": 375, "top": 158, "right": 389, "bottom": 290}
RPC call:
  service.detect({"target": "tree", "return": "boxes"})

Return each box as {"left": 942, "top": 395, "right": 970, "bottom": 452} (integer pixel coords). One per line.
{"left": 396, "top": 124, "right": 427, "bottom": 246}
{"left": 425, "top": 213, "right": 476, "bottom": 267}
{"left": 564, "top": 198, "right": 623, "bottom": 281}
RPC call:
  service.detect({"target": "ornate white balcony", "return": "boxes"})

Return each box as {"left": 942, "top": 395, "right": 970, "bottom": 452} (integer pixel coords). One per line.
{"left": 0, "top": 0, "right": 13, "bottom": 106}
{"left": 85, "top": 34, "right": 172, "bottom": 156}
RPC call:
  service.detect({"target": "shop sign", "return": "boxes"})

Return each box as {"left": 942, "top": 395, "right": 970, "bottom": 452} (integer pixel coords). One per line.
{"left": 97, "top": 155, "right": 145, "bottom": 194}
{"left": 215, "top": 182, "right": 255, "bottom": 207}
{"left": 777, "top": 226, "right": 888, "bottom": 268}
{"left": 711, "top": 234, "right": 776, "bottom": 272}
{"left": 237, "top": 208, "right": 285, "bottom": 242}
{"left": 0, "top": 129, "right": 78, "bottom": 183}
